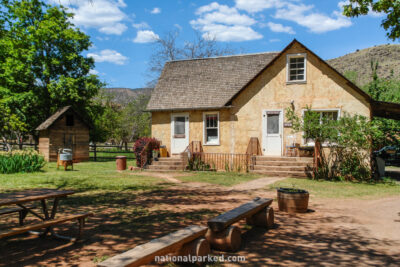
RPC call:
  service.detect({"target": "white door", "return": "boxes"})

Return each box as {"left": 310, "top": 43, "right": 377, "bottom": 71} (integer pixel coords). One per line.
{"left": 171, "top": 114, "right": 189, "bottom": 154}
{"left": 263, "top": 110, "right": 283, "bottom": 156}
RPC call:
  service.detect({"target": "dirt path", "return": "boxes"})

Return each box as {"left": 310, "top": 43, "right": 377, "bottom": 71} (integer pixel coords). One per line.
{"left": 0, "top": 177, "right": 399, "bottom": 267}
{"left": 229, "top": 177, "right": 284, "bottom": 191}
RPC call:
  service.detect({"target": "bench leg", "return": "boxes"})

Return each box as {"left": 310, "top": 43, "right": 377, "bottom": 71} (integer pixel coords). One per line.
{"left": 77, "top": 218, "right": 85, "bottom": 240}
{"left": 246, "top": 206, "right": 274, "bottom": 228}
{"left": 175, "top": 238, "right": 210, "bottom": 259}
{"left": 18, "top": 209, "right": 28, "bottom": 226}
{"left": 205, "top": 226, "right": 241, "bottom": 252}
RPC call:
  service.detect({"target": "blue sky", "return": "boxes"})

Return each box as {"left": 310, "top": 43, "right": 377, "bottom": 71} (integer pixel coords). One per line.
{"left": 50, "top": 0, "right": 395, "bottom": 89}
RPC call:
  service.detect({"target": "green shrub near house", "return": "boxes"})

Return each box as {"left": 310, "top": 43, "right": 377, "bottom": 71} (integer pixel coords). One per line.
{"left": 0, "top": 150, "right": 45, "bottom": 174}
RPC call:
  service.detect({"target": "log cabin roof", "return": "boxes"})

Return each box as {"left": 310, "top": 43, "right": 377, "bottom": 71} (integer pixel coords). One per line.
{"left": 147, "top": 52, "right": 279, "bottom": 111}
{"left": 36, "top": 106, "right": 88, "bottom": 130}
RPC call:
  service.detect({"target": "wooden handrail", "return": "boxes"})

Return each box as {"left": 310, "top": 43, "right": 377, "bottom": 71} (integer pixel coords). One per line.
{"left": 139, "top": 142, "right": 150, "bottom": 169}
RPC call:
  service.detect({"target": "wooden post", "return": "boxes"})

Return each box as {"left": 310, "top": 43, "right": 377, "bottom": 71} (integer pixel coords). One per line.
{"left": 205, "top": 226, "right": 241, "bottom": 252}
{"left": 246, "top": 206, "right": 274, "bottom": 228}
{"left": 94, "top": 143, "right": 97, "bottom": 162}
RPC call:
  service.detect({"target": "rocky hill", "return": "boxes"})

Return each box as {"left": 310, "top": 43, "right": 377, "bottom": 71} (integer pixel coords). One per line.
{"left": 327, "top": 44, "right": 400, "bottom": 86}
{"left": 102, "top": 87, "right": 152, "bottom": 105}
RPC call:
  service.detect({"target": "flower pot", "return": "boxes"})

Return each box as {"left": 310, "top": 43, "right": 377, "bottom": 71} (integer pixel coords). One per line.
{"left": 277, "top": 188, "right": 309, "bottom": 213}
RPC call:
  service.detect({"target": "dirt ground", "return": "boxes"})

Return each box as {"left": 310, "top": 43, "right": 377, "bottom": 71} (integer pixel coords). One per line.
{"left": 0, "top": 175, "right": 399, "bottom": 267}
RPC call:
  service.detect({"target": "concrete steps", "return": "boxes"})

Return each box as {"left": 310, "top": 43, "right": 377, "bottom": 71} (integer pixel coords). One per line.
{"left": 251, "top": 156, "right": 313, "bottom": 178}
{"left": 145, "top": 156, "right": 183, "bottom": 171}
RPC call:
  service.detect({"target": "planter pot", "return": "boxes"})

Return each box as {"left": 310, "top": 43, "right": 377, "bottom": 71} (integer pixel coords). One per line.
{"left": 277, "top": 188, "right": 309, "bottom": 213}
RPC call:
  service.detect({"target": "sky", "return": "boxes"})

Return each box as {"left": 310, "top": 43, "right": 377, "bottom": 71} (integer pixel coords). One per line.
{"left": 49, "top": 0, "right": 396, "bottom": 89}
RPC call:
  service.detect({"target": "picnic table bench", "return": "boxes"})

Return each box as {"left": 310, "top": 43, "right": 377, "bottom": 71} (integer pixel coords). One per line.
{"left": 98, "top": 225, "right": 209, "bottom": 267}
{"left": 206, "top": 197, "right": 274, "bottom": 251}
{"left": 0, "top": 189, "right": 92, "bottom": 241}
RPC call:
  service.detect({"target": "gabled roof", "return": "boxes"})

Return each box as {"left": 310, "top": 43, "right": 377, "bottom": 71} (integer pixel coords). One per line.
{"left": 147, "top": 39, "right": 373, "bottom": 112}
{"left": 36, "top": 106, "right": 88, "bottom": 131}
{"left": 147, "top": 52, "right": 279, "bottom": 111}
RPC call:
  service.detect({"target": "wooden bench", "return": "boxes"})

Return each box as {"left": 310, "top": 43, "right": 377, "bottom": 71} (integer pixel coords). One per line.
{"left": 206, "top": 197, "right": 274, "bottom": 251}
{"left": 0, "top": 206, "right": 30, "bottom": 226}
{"left": 98, "top": 225, "right": 209, "bottom": 267}
{"left": 0, "top": 212, "right": 92, "bottom": 241}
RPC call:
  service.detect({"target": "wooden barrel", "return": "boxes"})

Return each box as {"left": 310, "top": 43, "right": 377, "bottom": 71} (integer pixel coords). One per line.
{"left": 246, "top": 206, "right": 274, "bottom": 228}
{"left": 277, "top": 188, "right": 309, "bottom": 213}
{"left": 205, "top": 226, "right": 241, "bottom": 252}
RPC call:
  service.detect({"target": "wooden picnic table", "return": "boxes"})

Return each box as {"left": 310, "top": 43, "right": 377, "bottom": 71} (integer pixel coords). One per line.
{"left": 0, "top": 189, "right": 91, "bottom": 241}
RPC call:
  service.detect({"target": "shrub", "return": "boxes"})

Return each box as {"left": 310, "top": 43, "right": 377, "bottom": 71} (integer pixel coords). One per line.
{"left": 133, "top": 137, "right": 160, "bottom": 167}
{"left": 187, "top": 155, "right": 211, "bottom": 171}
{"left": 0, "top": 150, "right": 46, "bottom": 174}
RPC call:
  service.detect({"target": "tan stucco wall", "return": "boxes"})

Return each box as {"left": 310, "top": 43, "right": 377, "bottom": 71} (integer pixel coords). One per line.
{"left": 230, "top": 42, "right": 371, "bottom": 154}
{"left": 151, "top": 42, "right": 371, "bottom": 156}
{"left": 151, "top": 110, "right": 231, "bottom": 154}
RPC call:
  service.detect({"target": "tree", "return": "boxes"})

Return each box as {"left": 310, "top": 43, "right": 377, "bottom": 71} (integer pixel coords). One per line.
{"left": 147, "top": 30, "right": 235, "bottom": 86}
{"left": 0, "top": 0, "right": 103, "bottom": 145}
{"left": 342, "top": 0, "right": 400, "bottom": 41}
{"left": 286, "top": 106, "right": 385, "bottom": 181}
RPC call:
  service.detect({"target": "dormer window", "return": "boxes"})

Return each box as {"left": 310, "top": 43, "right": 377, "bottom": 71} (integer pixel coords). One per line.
{"left": 287, "top": 53, "right": 306, "bottom": 83}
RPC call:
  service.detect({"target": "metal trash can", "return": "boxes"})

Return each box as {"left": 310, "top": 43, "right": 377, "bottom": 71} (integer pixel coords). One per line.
{"left": 116, "top": 156, "right": 127, "bottom": 171}
{"left": 160, "top": 145, "right": 167, "bottom": 157}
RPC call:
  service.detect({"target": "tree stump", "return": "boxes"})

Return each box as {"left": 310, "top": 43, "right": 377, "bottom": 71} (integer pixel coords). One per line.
{"left": 246, "top": 206, "right": 274, "bottom": 228}
{"left": 175, "top": 238, "right": 210, "bottom": 258}
{"left": 205, "top": 225, "right": 241, "bottom": 252}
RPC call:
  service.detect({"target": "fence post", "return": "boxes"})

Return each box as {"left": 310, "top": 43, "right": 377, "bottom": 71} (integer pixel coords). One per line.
{"left": 94, "top": 143, "right": 97, "bottom": 162}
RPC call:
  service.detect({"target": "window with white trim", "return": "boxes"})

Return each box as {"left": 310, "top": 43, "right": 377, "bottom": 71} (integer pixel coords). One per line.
{"left": 287, "top": 54, "right": 306, "bottom": 82}
{"left": 204, "top": 113, "right": 219, "bottom": 145}
{"left": 304, "top": 110, "right": 340, "bottom": 145}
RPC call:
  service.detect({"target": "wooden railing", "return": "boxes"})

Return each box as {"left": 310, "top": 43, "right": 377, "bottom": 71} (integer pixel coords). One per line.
{"left": 139, "top": 142, "right": 150, "bottom": 169}
{"left": 192, "top": 152, "right": 251, "bottom": 172}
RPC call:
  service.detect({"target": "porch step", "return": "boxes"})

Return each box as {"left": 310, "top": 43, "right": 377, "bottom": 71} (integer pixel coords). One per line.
{"left": 255, "top": 156, "right": 313, "bottom": 162}
{"left": 254, "top": 160, "right": 312, "bottom": 166}
{"left": 147, "top": 165, "right": 182, "bottom": 171}
{"left": 251, "top": 156, "right": 313, "bottom": 178}
{"left": 250, "top": 170, "right": 312, "bottom": 178}
{"left": 152, "top": 161, "right": 182, "bottom": 166}
{"left": 252, "top": 165, "right": 311, "bottom": 172}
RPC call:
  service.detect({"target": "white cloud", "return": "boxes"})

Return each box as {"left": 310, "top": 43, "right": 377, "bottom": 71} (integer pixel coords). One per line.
{"left": 87, "top": 49, "right": 128, "bottom": 65}
{"left": 235, "top": 0, "right": 286, "bottom": 13}
{"left": 151, "top": 7, "right": 161, "bottom": 14}
{"left": 133, "top": 30, "right": 160, "bottom": 43}
{"left": 50, "top": 0, "right": 129, "bottom": 35}
{"left": 132, "top": 22, "right": 151, "bottom": 29}
{"left": 269, "top": 38, "right": 281, "bottom": 42}
{"left": 267, "top": 22, "right": 295, "bottom": 34}
{"left": 191, "top": 2, "right": 262, "bottom": 42}
{"left": 89, "top": 69, "right": 99, "bottom": 75}
{"left": 274, "top": 3, "right": 352, "bottom": 33}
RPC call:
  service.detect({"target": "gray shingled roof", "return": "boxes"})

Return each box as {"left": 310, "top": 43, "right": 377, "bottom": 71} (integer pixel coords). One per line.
{"left": 36, "top": 106, "right": 72, "bottom": 131}
{"left": 147, "top": 52, "right": 279, "bottom": 111}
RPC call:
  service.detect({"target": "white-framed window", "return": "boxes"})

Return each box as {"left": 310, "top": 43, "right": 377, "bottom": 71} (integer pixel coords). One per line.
{"left": 287, "top": 53, "right": 307, "bottom": 82}
{"left": 302, "top": 109, "right": 340, "bottom": 146}
{"left": 203, "top": 112, "right": 220, "bottom": 145}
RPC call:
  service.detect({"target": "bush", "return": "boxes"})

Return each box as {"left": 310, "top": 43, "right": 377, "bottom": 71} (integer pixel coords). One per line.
{"left": 133, "top": 137, "right": 160, "bottom": 167}
{"left": 0, "top": 150, "right": 46, "bottom": 174}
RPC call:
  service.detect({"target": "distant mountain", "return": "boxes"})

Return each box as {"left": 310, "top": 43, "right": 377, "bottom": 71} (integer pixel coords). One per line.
{"left": 327, "top": 44, "right": 400, "bottom": 86}
{"left": 102, "top": 87, "right": 153, "bottom": 105}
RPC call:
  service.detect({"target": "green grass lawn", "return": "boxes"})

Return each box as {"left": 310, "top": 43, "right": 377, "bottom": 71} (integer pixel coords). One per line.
{"left": 269, "top": 178, "right": 400, "bottom": 199}
{"left": 0, "top": 161, "right": 164, "bottom": 192}
{"left": 89, "top": 151, "right": 136, "bottom": 161}
{"left": 179, "top": 171, "right": 262, "bottom": 186}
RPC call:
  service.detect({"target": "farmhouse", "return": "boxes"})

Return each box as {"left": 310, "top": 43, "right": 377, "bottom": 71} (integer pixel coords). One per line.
{"left": 148, "top": 40, "right": 400, "bottom": 158}
{"left": 36, "top": 106, "right": 90, "bottom": 162}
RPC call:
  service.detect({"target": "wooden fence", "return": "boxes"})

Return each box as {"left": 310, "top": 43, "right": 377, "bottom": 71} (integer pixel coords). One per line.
{"left": 89, "top": 144, "right": 135, "bottom": 162}
{"left": 192, "top": 152, "right": 251, "bottom": 172}
{"left": 0, "top": 142, "right": 37, "bottom": 151}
